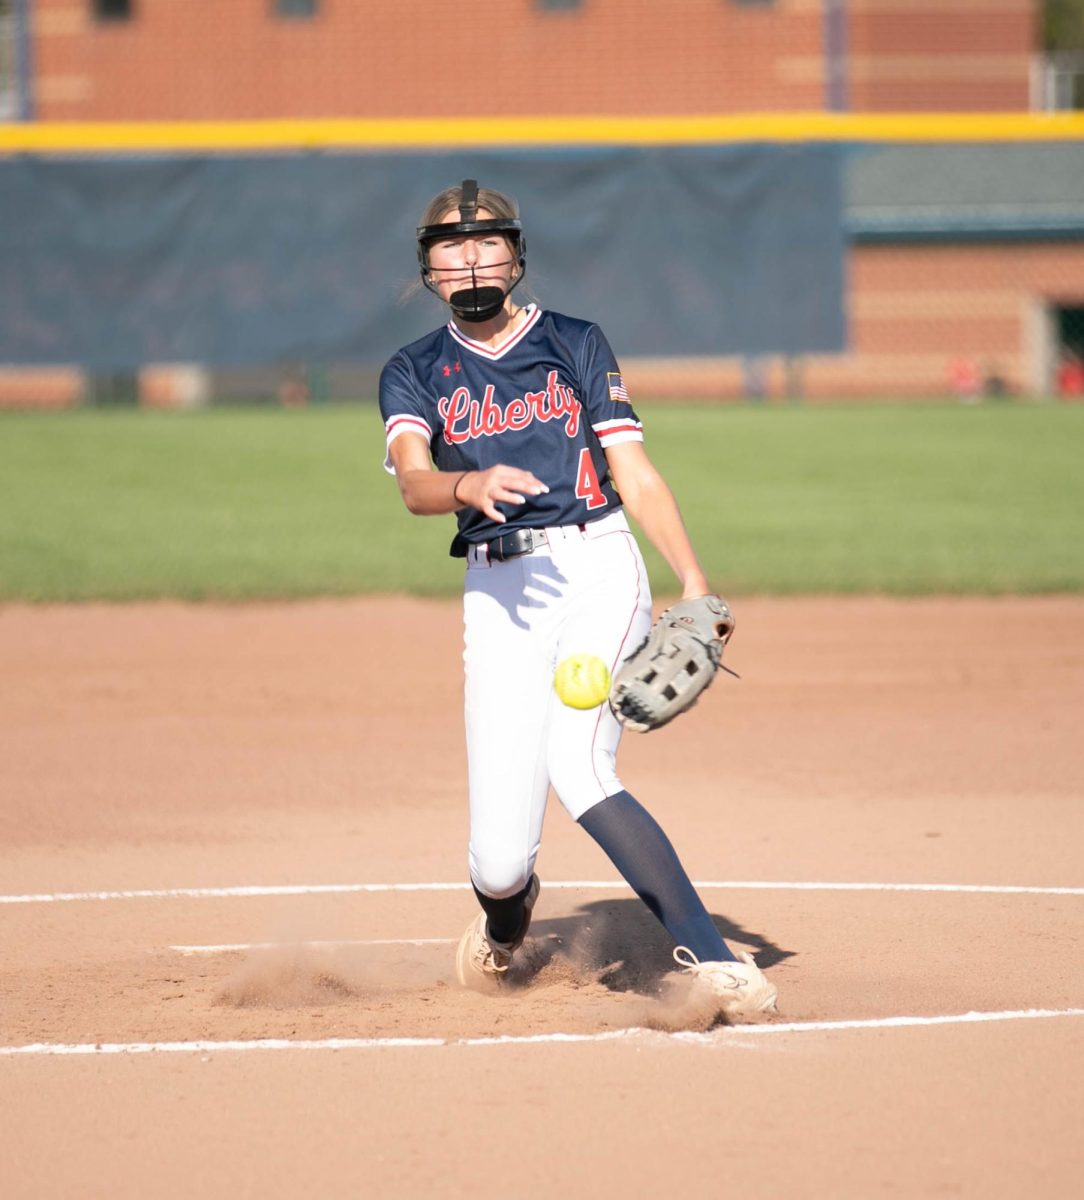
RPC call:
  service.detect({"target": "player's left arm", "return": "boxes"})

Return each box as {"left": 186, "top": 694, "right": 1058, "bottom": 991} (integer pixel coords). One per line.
{"left": 604, "top": 441, "right": 711, "bottom": 600}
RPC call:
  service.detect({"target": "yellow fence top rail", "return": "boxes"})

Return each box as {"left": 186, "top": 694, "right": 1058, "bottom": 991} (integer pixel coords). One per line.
{"left": 2, "top": 112, "right": 1084, "bottom": 153}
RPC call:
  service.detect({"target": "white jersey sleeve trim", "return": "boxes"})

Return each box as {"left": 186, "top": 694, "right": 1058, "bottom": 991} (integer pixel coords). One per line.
{"left": 592, "top": 417, "right": 644, "bottom": 448}
{"left": 383, "top": 414, "right": 433, "bottom": 474}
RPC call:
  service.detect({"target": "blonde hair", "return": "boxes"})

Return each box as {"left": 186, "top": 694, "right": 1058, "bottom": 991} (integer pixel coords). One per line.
{"left": 418, "top": 183, "right": 520, "bottom": 228}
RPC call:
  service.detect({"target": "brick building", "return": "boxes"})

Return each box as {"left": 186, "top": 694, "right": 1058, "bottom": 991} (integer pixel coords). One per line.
{"left": 3, "top": 0, "right": 1082, "bottom": 404}
{"left": 25, "top": 0, "right": 1034, "bottom": 121}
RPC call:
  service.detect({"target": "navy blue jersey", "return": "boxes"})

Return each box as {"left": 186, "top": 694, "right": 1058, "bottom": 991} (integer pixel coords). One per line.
{"left": 379, "top": 306, "right": 644, "bottom": 546}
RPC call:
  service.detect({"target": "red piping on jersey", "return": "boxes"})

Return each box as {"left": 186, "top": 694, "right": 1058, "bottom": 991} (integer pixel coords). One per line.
{"left": 588, "top": 529, "right": 647, "bottom": 802}
{"left": 446, "top": 305, "right": 542, "bottom": 361}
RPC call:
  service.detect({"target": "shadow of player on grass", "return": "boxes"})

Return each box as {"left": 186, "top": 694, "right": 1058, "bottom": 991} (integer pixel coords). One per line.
{"left": 509, "top": 897, "right": 794, "bottom": 995}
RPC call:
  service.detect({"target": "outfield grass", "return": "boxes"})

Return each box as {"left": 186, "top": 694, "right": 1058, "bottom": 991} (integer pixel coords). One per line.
{"left": 0, "top": 402, "right": 1081, "bottom": 601}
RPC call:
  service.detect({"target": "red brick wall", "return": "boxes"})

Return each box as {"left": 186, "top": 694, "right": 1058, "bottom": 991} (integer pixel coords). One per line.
{"left": 848, "top": 0, "right": 1035, "bottom": 111}
{"left": 33, "top": 0, "right": 819, "bottom": 119}
{"left": 817, "top": 241, "right": 1084, "bottom": 396}
{"left": 31, "top": 0, "right": 1033, "bottom": 121}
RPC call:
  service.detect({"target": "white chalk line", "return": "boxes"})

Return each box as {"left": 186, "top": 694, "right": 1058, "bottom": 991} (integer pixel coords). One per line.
{"left": 3, "top": 1008, "right": 1083, "bottom": 1058}
{"left": 169, "top": 938, "right": 456, "bottom": 955}
{"left": 3, "top": 879, "right": 1082, "bottom": 905}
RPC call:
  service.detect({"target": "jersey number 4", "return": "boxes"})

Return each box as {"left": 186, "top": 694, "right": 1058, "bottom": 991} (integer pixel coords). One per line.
{"left": 575, "top": 448, "right": 607, "bottom": 510}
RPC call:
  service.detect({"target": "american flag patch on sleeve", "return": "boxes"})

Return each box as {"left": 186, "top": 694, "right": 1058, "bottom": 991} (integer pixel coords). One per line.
{"left": 606, "top": 372, "right": 630, "bottom": 403}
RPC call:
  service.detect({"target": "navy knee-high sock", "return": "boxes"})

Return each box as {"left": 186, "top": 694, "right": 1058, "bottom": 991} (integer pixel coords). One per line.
{"left": 578, "top": 790, "right": 736, "bottom": 963}
{"left": 472, "top": 878, "right": 533, "bottom": 945}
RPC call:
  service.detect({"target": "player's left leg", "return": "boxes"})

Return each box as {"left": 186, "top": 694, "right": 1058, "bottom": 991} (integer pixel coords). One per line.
{"left": 575, "top": 789, "right": 736, "bottom": 963}
{"left": 545, "top": 524, "right": 776, "bottom": 1012}
{"left": 543, "top": 519, "right": 650, "bottom": 816}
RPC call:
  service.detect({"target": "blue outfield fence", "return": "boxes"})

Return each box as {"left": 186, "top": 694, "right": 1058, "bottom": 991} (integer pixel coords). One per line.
{"left": 0, "top": 147, "right": 846, "bottom": 370}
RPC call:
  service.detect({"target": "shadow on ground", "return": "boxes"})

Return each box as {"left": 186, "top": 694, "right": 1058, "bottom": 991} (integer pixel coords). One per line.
{"left": 513, "top": 897, "right": 795, "bottom": 995}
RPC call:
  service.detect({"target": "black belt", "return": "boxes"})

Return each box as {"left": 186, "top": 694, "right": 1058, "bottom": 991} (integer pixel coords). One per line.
{"left": 481, "top": 527, "right": 549, "bottom": 562}
{"left": 451, "top": 521, "right": 591, "bottom": 562}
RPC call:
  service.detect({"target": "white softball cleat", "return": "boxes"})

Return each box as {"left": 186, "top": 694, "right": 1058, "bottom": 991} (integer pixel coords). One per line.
{"left": 455, "top": 874, "right": 541, "bottom": 993}
{"left": 672, "top": 945, "right": 779, "bottom": 1019}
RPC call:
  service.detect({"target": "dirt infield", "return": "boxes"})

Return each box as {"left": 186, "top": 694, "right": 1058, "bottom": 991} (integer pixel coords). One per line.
{"left": 1, "top": 597, "right": 1082, "bottom": 1198}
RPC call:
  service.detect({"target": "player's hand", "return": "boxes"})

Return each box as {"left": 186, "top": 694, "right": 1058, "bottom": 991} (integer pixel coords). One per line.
{"left": 455, "top": 466, "right": 549, "bottom": 523}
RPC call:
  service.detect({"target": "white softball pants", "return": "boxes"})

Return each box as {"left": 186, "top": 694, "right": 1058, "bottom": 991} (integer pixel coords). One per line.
{"left": 462, "top": 509, "right": 653, "bottom": 899}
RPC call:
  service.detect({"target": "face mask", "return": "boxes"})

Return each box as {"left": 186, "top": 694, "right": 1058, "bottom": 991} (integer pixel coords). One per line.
{"left": 416, "top": 179, "right": 527, "bottom": 322}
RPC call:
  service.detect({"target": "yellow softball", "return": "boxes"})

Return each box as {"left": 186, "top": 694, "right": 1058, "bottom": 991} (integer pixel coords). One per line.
{"left": 553, "top": 653, "right": 612, "bottom": 710}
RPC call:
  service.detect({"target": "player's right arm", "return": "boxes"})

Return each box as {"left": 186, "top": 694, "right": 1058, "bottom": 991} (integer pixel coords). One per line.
{"left": 388, "top": 433, "right": 549, "bottom": 522}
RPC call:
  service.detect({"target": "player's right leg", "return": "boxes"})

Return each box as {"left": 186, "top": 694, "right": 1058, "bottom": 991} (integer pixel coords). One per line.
{"left": 457, "top": 553, "right": 556, "bottom": 990}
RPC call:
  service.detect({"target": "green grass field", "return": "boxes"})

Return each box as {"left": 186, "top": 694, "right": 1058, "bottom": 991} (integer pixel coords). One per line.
{"left": 1, "top": 402, "right": 1081, "bottom": 601}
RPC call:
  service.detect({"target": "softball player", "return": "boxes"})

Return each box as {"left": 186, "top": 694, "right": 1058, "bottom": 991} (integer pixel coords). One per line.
{"left": 379, "top": 181, "right": 777, "bottom": 1019}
